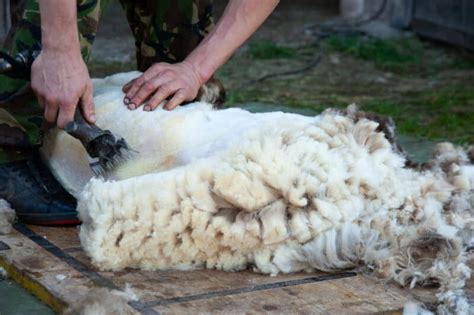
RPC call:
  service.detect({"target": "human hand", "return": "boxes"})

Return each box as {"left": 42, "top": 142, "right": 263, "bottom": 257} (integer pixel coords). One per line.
{"left": 31, "top": 50, "right": 95, "bottom": 128}
{"left": 122, "top": 61, "right": 203, "bottom": 111}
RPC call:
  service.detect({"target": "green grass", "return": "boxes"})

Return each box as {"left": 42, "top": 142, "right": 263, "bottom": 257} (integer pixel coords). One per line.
{"left": 450, "top": 56, "right": 474, "bottom": 70}
{"left": 324, "top": 35, "right": 474, "bottom": 75}
{"left": 86, "top": 37, "right": 473, "bottom": 145}
{"left": 325, "top": 35, "right": 424, "bottom": 72}
{"left": 88, "top": 60, "right": 136, "bottom": 77}
{"left": 228, "top": 86, "right": 474, "bottom": 144}
{"left": 248, "top": 41, "right": 297, "bottom": 59}
{"left": 226, "top": 90, "right": 248, "bottom": 105}
{"left": 361, "top": 87, "right": 474, "bottom": 144}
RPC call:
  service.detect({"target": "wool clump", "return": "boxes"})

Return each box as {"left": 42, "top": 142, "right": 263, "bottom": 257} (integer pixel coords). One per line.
{"left": 42, "top": 72, "right": 473, "bottom": 314}
{"left": 63, "top": 284, "right": 137, "bottom": 315}
{"left": 0, "top": 199, "right": 15, "bottom": 235}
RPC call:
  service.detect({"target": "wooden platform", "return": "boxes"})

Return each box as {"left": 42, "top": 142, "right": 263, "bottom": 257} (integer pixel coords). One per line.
{"left": 0, "top": 224, "right": 468, "bottom": 314}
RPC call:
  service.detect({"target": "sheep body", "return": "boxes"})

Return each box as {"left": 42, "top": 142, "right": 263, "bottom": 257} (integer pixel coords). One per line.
{"left": 42, "top": 72, "right": 473, "bottom": 314}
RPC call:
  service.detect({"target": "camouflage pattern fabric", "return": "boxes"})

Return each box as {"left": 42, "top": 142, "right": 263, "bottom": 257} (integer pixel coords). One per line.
{"left": 119, "top": 0, "right": 214, "bottom": 71}
{"left": 0, "top": 0, "right": 109, "bottom": 162}
{"left": 0, "top": 0, "right": 214, "bottom": 163}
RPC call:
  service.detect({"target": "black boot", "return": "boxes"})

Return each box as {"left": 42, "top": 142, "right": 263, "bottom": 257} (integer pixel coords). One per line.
{"left": 0, "top": 153, "right": 79, "bottom": 225}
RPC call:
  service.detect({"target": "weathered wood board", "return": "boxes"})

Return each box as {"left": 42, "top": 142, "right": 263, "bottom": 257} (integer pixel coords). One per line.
{"left": 0, "top": 224, "right": 469, "bottom": 314}
{"left": 0, "top": 0, "right": 9, "bottom": 40}
{"left": 412, "top": 0, "right": 474, "bottom": 50}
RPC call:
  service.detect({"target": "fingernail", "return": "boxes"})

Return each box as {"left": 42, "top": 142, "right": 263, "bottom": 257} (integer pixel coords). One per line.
{"left": 144, "top": 105, "right": 151, "bottom": 111}
{"left": 128, "top": 103, "right": 136, "bottom": 110}
{"left": 124, "top": 97, "right": 130, "bottom": 105}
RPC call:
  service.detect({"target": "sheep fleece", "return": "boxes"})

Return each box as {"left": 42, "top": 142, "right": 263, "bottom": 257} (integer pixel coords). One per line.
{"left": 42, "top": 72, "right": 473, "bottom": 313}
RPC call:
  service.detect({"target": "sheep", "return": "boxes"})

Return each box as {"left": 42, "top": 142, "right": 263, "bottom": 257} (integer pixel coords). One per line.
{"left": 41, "top": 72, "right": 473, "bottom": 314}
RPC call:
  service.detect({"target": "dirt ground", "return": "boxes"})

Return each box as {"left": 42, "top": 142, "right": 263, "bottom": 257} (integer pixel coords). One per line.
{"left": 88, "top": 1, "right": 474, "bottom": 145}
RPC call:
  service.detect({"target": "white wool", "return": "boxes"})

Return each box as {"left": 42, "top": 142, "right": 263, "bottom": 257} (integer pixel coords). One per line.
{"left": 42, "top": 72, "right": 473, "bottom": 314}
{"left": 42, "top": 71, "right": 311, "bottom": 198}
{"left": 0, "top": 199, "right": 15, "bottom": 235}
{"left": 403, "top": 302, "right": 434, "bottom": 315}
{"left": 77, "top": 113, "right": 396, "bottom": 272}
{"left": 0, "top": 267, "right": 7, "bottom": 279}
{"left": 63, "top": 284, "right": 137, "bottom": 315}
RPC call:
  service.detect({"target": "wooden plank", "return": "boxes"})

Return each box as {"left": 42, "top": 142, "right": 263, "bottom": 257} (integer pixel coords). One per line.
{"left": 466, "top": 1, "right": 474, "bottom": 29}
{"left": 153, "top": 276, "right": 415, "bottom": 314}
{"left": 412, "top": 0, "right": 474, "bottom": 50}
{"left": 27, "top": 225, "right": 328, "bottom": 303}
{"left": 0, "top": 227, "right": 140, "bottom": 314}
{"left": 27, "top": 225, "right": 81, "bottom": 251}
{"left": 0, "top": 0, "right": 9, "bottom": 42}
{"left": 363, "top": 0, "right": 413, "bottom": 29}
{"left": 414, "top": 0, "right": 464, "bottom": 27}
{"left": 1, "top": 224, "right": 463, "bottom": 314}
{"left": 100, "top": 269, "right": 325, "bottom": 303}
{"left": 412, "top": 18, "right": 474, "bottom": 50}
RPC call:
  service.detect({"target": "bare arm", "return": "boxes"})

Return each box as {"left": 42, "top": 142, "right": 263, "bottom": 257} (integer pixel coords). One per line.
{"left": 187, "top": 0, "right": 279, "bottom": 85}
{"left": 124, "top": 0, "right": 279, "bottom": 111}
{"left": 31, "top": 0, "right": 95, "bottom": 128}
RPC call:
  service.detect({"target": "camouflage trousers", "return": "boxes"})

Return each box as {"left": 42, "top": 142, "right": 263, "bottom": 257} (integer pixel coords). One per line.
{"left": 0, "top": 0, "right": 214, "bottom": 163}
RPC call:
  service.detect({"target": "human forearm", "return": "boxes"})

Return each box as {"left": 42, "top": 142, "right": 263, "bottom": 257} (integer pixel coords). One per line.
{"left": 122, "top": 0, "right": 278, "bottom": 111}
{"left": 185, "top": 0, "right": 279, "bottom": 84}
{"left": 32, "top": 0, "right": 95, "bottom": 128}
{"left": 39, "top": 0, "right": 80, "bottom": 53}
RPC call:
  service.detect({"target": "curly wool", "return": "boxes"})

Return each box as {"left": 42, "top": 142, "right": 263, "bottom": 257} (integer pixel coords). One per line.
{"left": 42, "top": 72, "right": 473, "bottom": 314}
{"left": 0, "top": 199, "right": 15, "bottom": 235}
{"left": 63, "top": 284, "right": 137, "bottom": 315}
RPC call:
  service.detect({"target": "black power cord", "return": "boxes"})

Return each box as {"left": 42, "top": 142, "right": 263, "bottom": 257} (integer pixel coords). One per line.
{"left": 240, "top": 0, "right": 389, "bottom": 88}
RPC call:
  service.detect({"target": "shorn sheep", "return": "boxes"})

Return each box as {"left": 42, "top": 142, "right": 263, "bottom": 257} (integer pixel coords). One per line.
{"left": 39, "top": 72, "right": 472, "bottom": 314}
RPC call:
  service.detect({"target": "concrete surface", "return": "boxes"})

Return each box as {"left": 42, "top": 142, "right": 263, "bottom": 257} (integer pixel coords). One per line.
{"left": 0, "top": 278, "right": 54, "bottom": 315}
